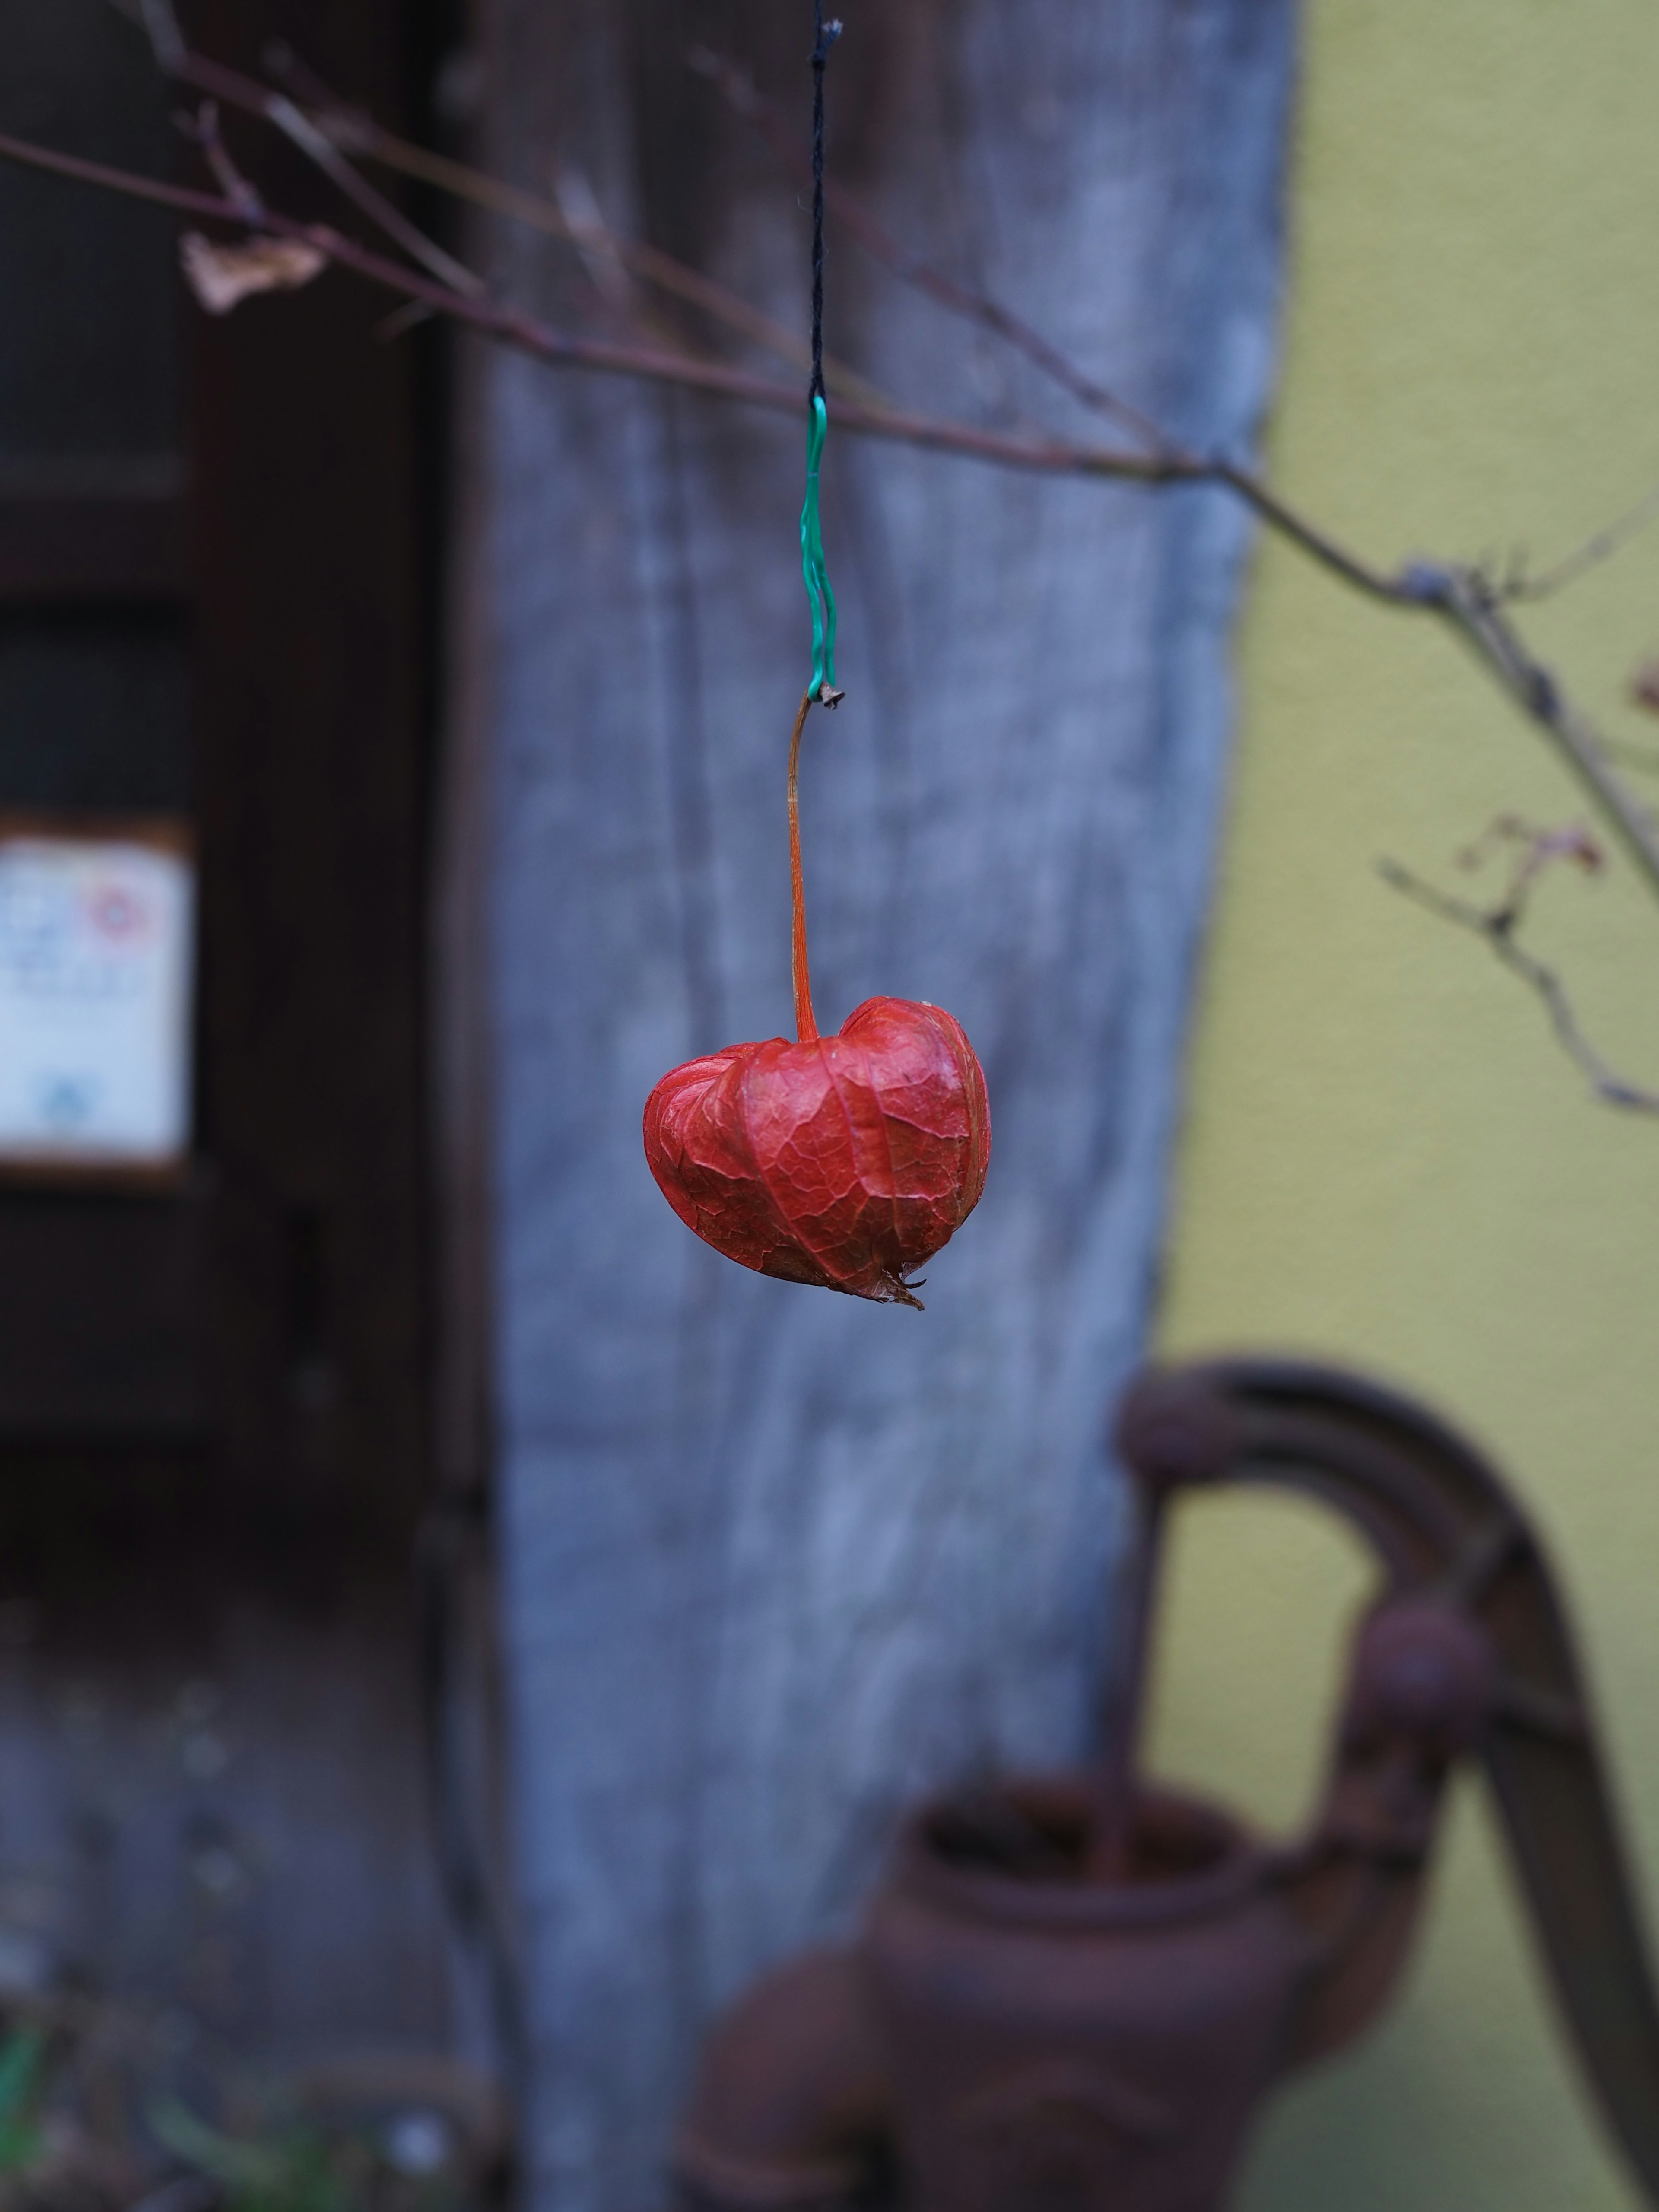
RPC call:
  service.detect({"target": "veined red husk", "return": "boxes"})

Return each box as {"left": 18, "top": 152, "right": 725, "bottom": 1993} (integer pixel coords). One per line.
{"left": 644, "top": 996, "right": 990, "bottom": 1308}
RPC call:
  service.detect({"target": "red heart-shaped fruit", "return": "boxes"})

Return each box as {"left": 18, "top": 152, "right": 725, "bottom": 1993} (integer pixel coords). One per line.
{"left": 644, "top": 996, "right": 990, "bottom": 1307}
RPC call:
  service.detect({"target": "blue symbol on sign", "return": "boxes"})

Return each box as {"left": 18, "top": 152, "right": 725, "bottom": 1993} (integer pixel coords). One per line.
{"left": 35, "top": 1074, "right": 97, "bottom": 1129}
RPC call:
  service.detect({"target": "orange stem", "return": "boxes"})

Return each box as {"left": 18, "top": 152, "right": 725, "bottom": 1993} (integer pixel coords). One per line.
{"left": 788, "top": 685, "right": 819, "bottom": 1043}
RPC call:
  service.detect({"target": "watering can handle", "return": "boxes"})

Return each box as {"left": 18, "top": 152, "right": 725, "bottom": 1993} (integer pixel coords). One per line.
{"left": 1116, "top": 1359, "right": 1659, "bottom": 2206}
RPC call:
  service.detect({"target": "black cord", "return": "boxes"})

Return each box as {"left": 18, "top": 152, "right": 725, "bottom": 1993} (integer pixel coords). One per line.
{"left": 809, "top": 2, "right": 842, "bottom": 404}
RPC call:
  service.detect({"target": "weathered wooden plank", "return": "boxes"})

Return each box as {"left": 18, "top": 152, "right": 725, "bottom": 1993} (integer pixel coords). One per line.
{"left": 467, "top": 4, "right": 1295, "bottom": 2201}
{"left": 0, "top": 1516, "right": 450, "bottom": 2063}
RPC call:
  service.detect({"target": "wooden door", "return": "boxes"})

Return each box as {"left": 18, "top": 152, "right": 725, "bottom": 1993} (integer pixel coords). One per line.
{"left": 0, "top": 0, "right": 461, "bottom": 2075}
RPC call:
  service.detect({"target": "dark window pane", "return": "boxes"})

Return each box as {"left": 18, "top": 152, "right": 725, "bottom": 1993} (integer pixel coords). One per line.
{"left": 0, "top": 612, "right": 190, "bottom": 810}
{"left": 0, "top": 0, "right": 181, "bottom": 459}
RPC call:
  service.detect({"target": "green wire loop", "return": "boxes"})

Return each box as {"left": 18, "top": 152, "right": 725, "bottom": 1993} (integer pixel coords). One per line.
{"left": 799, "top": 394, "right": 839, "bottom": 698}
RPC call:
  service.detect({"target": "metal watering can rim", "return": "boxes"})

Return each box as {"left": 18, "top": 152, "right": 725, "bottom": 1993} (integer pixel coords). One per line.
{"left": 890, "top": 1779, "right": 1275, "bottom": 1934}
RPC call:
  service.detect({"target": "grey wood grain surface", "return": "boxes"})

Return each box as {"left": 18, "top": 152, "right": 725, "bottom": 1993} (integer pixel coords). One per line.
{"left": 462, "top": 3, "right": 1296, "bottom": 2201}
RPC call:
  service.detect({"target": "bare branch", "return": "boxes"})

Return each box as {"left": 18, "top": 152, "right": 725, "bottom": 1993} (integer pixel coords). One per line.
{"left": 258, "top": 40, "right": 893, "bottom": 408}
{"left": 0, "top": 123, "right": 1170, "bottom": 472}
{"left": 685, "top": 44, "right": 1172, "bottom": 457}
{"left": 7, "top": 97, "right": 1659, "bottom": 944}
{"left": 1379, "top": 857, "right": 1659, "bottom": 1116}
{"left": 106, "top": 3, "right": 483, "bottom": 296}
{"left": 184, "top": 50, "right": 485, "bottom": 298}
{"left": 684, "top": 48, "right": 1427, "bottom": 607}
{"left": 1208, "top": 460, "right": 1409, "bottom": 602}
{"left": 161, "top": 22, "right": 1415, "bottom": 604}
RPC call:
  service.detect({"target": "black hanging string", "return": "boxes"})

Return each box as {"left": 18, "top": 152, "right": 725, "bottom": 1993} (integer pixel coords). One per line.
{"left": 809, "top": 2, "right": 842, "bottom": 404}
{"left": 801, "top": 3, "right": 843, "bottom": 700}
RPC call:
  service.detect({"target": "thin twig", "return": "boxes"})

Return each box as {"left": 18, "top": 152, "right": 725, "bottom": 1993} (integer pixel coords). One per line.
{"left": 265, "top": 85, "right": 485, "bottom": 296}
{"left": 1378, "top": 858, "right": 1659, "bottom": 1116}
{"left": 133, "top": 13, "right": 1413, "bottom": 603}
{"left": 110, "top": 0, "right": 486, "bottom": 296}
{"left": 184, "top": 48, "right": 485, "bottom": 296}
{"left": 0, "top": 123, "right": 1161, "bottom": 466}
{"left": 252, "top": 36, "right": 893, "bottom": 407}
{"left": 6, "top": 114, "right": 1659, "bottom": 945}
{"left": 176, "top": 99, "right": 261, "bottom": 219}
{"left": 1209, "top": 459, "right": 1407, "bottom": 601}
{"left": 1436, "top": 576, "right": 1659, "bottom": 901}
{"left": 267, "top": 38, "right": 1413, "bottom": 604}
{"left": 547, "top": 161, "right": 711, "bottom": 360}
{"left": 1454, "top": 813, "right": 1602, "bottom": 931}
{"left": 0, "top": 121, "right": 1157, "bottom": 492}
{"left": 133, "top": 0, "right": 183, "bottom": 70}
{"left": 687, "top": 48, "right": 1421, "bottom": 604}
{"left": 1501, "top": 474, "right": 1659, "bottom": 604}
{"left": 686, "top": 44, "right": 1172, "bottom": 457}
{"left": 184, "top": 28, "right": 767, "bottom": 369}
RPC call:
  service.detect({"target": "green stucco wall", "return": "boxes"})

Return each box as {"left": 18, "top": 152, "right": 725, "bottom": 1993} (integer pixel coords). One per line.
{"left": 1153, "top": 3, "right": 1659, "bottom": 2207}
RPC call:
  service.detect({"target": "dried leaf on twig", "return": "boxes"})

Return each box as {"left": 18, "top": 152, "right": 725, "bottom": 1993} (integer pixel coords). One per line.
{"left": 1630, "top": 659, "right": 1659, "bottom": 718}
{"left": 179, "top": 230, "right": 326, "bottom": 314}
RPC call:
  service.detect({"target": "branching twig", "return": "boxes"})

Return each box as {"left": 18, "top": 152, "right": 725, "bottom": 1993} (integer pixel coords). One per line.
{"left": 685, "top": 44, "right": 1172, "bottom": 457}
{"left": 5, "top": 86, "right": 1659, "bottom": 963}
{"left": 111, "top": 29, "right": 1512, "bottom": 604}
{"left": 1379, "top": 855, "right": 1659, "bottom": 1116}
{"left": 258, "top": 36, "right": 1414, "bottom": 604}
{"left": 196, "top": 57, "right": 483, "bottom": 295}
{"left": 111, "top": 0, "right": 485, "bottom": 296}
{"left": 1454, "top": 814, "right": 1603, "bottom": 929}
{"left": 687, "top": 52, "right": 1476, "bottom": 607}
{"left": 254, "top": 32, "right": 893, "bottom": 405}
{"left": 1435, "top": 576, "right": 1659, "bottom": 900}
{"left": 262, "top": 81, "right": 486, "bottom": 297}
{"left": 0, "top": 124, "right": 1169, "bottom": 463}
{"left": 547, "top": 160, "right": 715, "bottom": 361}
{"left": 16, "top": 22, "right": 1659, "bottom": 1130}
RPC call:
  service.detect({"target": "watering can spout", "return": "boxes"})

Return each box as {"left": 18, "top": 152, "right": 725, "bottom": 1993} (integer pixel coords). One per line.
{"left": 677, "top": 1360, "right": 1659, "bottom": 2212}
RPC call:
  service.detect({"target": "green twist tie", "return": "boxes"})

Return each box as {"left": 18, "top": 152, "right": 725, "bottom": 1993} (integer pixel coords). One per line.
{"left": 799, "top": 394, "right": 839, "bottom": 699}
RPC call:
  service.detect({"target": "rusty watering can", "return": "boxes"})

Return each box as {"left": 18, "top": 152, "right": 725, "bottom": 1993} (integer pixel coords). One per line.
{"left": 676, "top": 1359, "right": 1659, "bottom": 2212}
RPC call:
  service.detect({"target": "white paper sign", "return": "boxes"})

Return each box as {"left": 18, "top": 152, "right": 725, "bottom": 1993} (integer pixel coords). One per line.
{"left": 0, "top": 830, "right": 194, "bottom": 1168}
